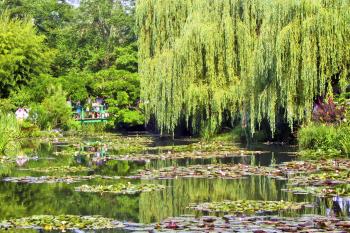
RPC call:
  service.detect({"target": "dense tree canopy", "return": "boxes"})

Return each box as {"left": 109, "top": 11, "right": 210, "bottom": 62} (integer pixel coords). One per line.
{"left": 0, "top": 0, "right": 143, "bottom": 129}
{"left": 0, "top": 15, "right": 54, "bottom": 98}
{"left": 137, "top": 0, "right": 350, "bottom": 136}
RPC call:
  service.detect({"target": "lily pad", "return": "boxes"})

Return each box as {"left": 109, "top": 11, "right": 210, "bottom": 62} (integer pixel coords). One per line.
{"left": 24, "top": 166, "right": 92, "bottom": 173}
{"left": 277, "top": 159, "right": 350, "bottom": 175}
{"left": 128, "top": 164, "right": 285, "bottom": 180}
{"left": 189, "top": 200, "right": 310, "bottom": 214}
{"left": 75, "top": 183, "right": 165, "bottom": 194}
{"left": 283, "top": 184, "right": 350, "bottom": 197}
{"left": 0, "top": 156, "right": 39, "bottom": 164}
{"left": 0, "top": 215, "right": 123, "bottom": 230}
{"left": 2, "top": 175, "right": 120, "bottom": 184}
{"left": 288, "top": 171, "right": 350, "bottom": 186}
{"left": 154, "top": 215, "right": 350, "bottom": 232}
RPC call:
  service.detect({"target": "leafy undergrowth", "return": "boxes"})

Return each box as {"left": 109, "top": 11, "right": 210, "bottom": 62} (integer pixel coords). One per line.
{"left": 189, "top": 200, "right": 310, "bottom": 214}
{"left": 75, "top": 183, "right": 165, "bottom": 195}
{"left": 298, "top": 123, "right": 350, "bottom": 159}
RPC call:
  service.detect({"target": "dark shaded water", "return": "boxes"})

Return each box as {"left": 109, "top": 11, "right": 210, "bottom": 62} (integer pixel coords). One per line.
{"left": 0, "top": 133, "right": 349, "bottom": 232}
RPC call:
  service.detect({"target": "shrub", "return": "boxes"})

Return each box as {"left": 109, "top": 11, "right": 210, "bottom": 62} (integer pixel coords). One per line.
{"left": 312, "top": 98, "right": 346, "bottom": 124}
{"left": 298, "top": 123, "right": 350, "bottom": 158}
{"left": 28, "top": 87, "right": 72, "bottom": 130}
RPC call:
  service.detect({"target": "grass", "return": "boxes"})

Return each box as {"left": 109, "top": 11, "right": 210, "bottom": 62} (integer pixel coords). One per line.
{"left": 0, "top": 112, "right": 20, "bottom": 154}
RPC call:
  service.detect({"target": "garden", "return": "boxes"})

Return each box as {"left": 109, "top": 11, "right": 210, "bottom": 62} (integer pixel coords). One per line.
{"left": 1, "top": 0, "right": 350, "bottom": 232}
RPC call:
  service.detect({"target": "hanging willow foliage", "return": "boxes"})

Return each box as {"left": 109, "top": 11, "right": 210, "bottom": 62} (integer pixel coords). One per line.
{"left": 136, "top": 0, "right": 350, "bottom": 135}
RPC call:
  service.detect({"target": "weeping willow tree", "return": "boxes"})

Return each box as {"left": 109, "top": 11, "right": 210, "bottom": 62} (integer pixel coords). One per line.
{"left": 136, "top": 0, "right": 350, "bottom": 136}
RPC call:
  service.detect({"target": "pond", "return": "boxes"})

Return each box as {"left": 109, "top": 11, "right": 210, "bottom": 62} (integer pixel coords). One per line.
{"left": 0, "top": 133, "right": 349, "bottom": 232}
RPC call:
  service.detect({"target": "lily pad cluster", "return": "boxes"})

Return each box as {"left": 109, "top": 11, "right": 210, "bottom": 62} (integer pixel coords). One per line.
{"left": 275, "top": 159, "right": 350, "bottom": 198}
{"left": 0, "top": 156, "right": 38, "bottom": 164}
{"left": 128, "top": 164, "right": 284, "bottom": 180}
{"left": 283, "top": 185, "right": 350, "bottom": 197}
{"left": 25, "top": 166, "right": 92, "bottom": 173}
{"left": 188, "top": 200, "right": 310, "bottom": 214}
{"left": 288, "top": 171, "right": 350, "bottom": 186}
{"left": 0, "top": 215, "right": 123, "bottom": 230}
{"left": 2, "top": 175, "right": 120, "bottom": 184}
{"left": 105, "top": 149, "right": 254, "bottom": 162}
{"left": 75, "top": 183, "right": 165, "bottom": 195}
{"left": 153, "top": 215, "right": 350, "bottom": 232}
{"left": 277, "top": 159, "right": 350, "bottom": 175}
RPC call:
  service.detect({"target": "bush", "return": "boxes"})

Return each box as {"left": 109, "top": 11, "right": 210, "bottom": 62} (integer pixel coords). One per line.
{"left": 0, "top": 112, "right": 20, "bottom": 154}
{"left": 312, "top": 98, "right": 346, "bottom": 124}
{"left": 298, "top": 123, "right": 350, "bottom": 158}
{"left": 28, "top": 87, "right": 72, "bottom": 130}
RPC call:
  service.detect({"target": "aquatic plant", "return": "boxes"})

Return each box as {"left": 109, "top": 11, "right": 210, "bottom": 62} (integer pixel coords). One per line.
{"left": 128, "top": 164, "right": 284, "bottom": 180}
{"left": 2, "top": 214, "right": 350, "bottom": 232}
{"left": 26, "top": 166, "right": 92, "bottom": 173}
{"left": 2, "top": 175, "right": 120, "bottom": 184}
{"left": 137, "top": 0, "right": 350, "bottom": 136}
{"left": 156, "top": 215, "right": 350, "bottom": 232}
{"left": 288, "top": 171, "right": 350, "bottom": 186}
{"left": 0, "top": 215, "right": 123, "bottom": 230}
{"left": 75, "top": 183, "right": 165, "bottom": 195}
{"left": 283, "top": 185, "right": 350, "bottom": 198}
{"left": 189, "top": 200, "right": 309, "bottom": 214}
{"left": 277, "top": 159, "right": 350, "bottom": 175}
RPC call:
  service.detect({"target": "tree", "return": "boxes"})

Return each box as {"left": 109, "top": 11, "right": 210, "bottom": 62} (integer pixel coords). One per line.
{"left": 55, "top": 0, "right": 136, "bottom": 73}
{"left": 136, "top": 0, "right": 350, "bottom": 136}
{"left": 0, "top": 15, "right": 54, "bottom": 98}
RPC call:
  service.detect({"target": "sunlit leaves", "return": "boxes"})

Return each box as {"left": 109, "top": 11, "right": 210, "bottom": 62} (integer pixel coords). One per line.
{"left": 137, "top": 0, "right": 350, "bottom": 136}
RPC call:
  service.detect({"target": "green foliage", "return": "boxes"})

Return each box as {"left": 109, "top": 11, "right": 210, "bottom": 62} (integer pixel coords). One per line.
{"left": 0, "top": 112, "right": 20, "bottom": 154}
{"left": 58, "top": 71, "right": 92, "bottom": 102}
{"left": 298, "top": 123, "right": 350, "bottom": 158}
{"left": 28, "top": 87, "right": 72, "bottom": 130}
{"left": 137, "top": 0, "right": 350, "bottom": 136}
{"left": 0, "top": 99, "right": 15, "bottom": 112}
{"left": 0, "top": 0, "right": 142, "bottom": 131}
{"left": 0, "top": 14, "right": 54, "bottom": 98}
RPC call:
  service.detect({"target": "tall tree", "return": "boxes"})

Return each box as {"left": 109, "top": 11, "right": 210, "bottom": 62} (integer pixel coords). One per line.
{"left": 136, "top": 0, "right": 350, "bottom": 136}
{"left": 0, "top": 15, "right": 54, "bottom": 98}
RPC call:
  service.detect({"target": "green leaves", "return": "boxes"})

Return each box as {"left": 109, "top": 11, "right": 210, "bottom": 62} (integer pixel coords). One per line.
{"left": 0, "top": 14, "right": 54, "bottom": 98}
{"left": 0, "top": 215, "right": 124, "bottom": 230}
{"left": 3, "top": 175, "right": 120, "bottom": 184}
{"left": 26, "top": 166, "right": 92, "bottom": 173}
{"left": 75, "top": 183, "right": 165, "bottom": 195}
{"left": 137, "top": 0, "right": 350, "bottom": 136}
{"left": 189, "top": 200, "right": 309, "bottom": 214}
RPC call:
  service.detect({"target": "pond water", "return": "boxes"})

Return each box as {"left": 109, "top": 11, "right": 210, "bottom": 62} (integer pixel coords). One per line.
{"left": 0, "top": 133, "right": 349, "bottom": 232}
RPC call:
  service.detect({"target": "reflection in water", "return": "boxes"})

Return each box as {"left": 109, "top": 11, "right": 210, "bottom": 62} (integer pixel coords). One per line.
{"left": 75, "top": 144, "right": 109, "bottom": 167}
{"left": 0, "top": 135, "right": 349, "bottom": 233}
{"left": 138, "top": 176, "right": 313, "bottom": 223}
{"left": 323, "top": 197, "right": 350, "bottom": 217}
